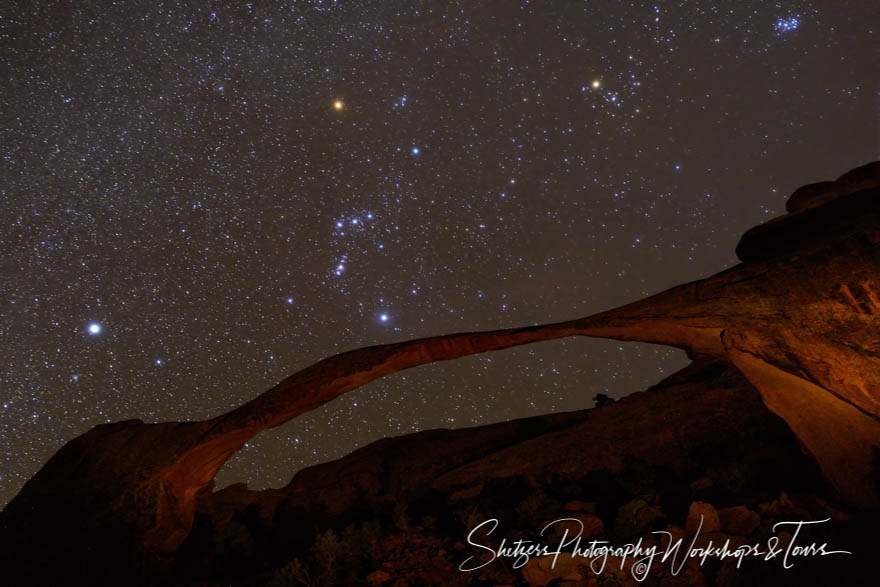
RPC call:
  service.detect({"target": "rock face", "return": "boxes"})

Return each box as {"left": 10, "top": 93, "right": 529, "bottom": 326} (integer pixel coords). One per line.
{"left": 270, "top": 361, "right": 806, "bottom": 519}
{"left": 783, "top": 161, "right": 880, "bottom": 213}
{"left": 1, "top": 162, "right": 878, "bottom": 585}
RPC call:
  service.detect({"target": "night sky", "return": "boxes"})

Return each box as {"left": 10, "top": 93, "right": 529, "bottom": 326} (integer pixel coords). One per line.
{"left": 1, "top": 1, "right": 876, "bottom": 506}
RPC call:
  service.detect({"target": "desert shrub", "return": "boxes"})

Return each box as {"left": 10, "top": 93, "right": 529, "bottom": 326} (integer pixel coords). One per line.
{"left": 457, "top": 503, "right": 485, "bottom": 533}
{"left": 268, "top": 558, "right": 313, "bottom": 586}
{"left": 270, "top": 519, "right": 384, "bottom": 586}
{"left": 514, "top": 489, "right": 561, "bottom": 529}
{"left": 359, "top": 519, "right": 382, "bottom": 550}
{"left": 311, "top": 528, "right": 342, "bottom": 583}
{"left": 392, "top": 501, "right": 410, "bottom": 531}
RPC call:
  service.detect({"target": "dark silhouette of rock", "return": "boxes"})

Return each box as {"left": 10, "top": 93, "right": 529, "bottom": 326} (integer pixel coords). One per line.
{"left": 717, "top": 505, "right": 761, "bottom": 535}
{"left": 1, "top": 163, "right": 878, "bottom": 585}
{"left": 614, "top": 498, "right": 665, "bottom": 542}
{"left": 685, "top": 501, "right": 721, "bottom": 535}
{"left": 271, "top": 362, "right": 805, "bottom": 519}
{"left": 785, "top": 161, "right": 880, "bottom": 213}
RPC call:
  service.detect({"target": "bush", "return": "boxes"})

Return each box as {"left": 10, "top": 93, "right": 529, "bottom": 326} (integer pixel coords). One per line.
{"left": 392, "top": 501, "right": 410, "bottom": 532}
{"left": 515, "top": 490, "right": 561, "bottom": 529}
{"left": 268, "top": 558, "right": 312, "bottom": 586}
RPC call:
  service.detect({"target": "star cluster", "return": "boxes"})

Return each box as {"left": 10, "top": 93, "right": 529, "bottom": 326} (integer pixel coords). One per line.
{"left": 1, "top": 1, "right": 876, "bottom": 505}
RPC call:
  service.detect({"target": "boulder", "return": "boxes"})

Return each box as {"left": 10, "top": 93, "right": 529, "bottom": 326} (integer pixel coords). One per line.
{"left": 685, "top": 502, "right": 721, "bottom": 535}
{"left": 717, "top": 505, "right": 760, "bottom": 535}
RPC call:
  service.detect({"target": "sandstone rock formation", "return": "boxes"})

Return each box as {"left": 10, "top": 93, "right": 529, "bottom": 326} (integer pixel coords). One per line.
{"left": 1, "top": 162, "right": 877, "bottom": 584}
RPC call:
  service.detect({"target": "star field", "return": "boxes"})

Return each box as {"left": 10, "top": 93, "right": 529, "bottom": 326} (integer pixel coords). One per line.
{"left": 1, "top": 1, "right": 876, "bottom": 505}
